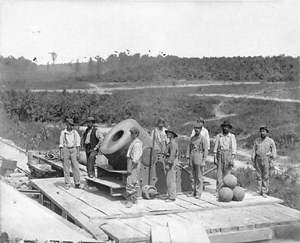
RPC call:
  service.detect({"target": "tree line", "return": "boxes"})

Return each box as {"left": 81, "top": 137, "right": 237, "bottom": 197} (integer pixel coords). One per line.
{"left": 1, "top": 54, "right": 299, "bottom": 82}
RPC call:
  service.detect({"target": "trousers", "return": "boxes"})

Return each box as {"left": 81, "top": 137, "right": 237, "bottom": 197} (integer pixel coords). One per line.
{"left": 166, "top": 163, "right": 176, "bottom": 200}
{"left": 86, "top": 149, "right": 97, "bottom": 176}
{"left": 190, "top": 163, "right": 203, "bottom": 196}
{"left": 62, "top": 147, "right": 80, "bottom": 186}
{"left": 126, "top": 168, "right": 139, "bottom": 203}
{"left": 255, "top": 155, "right": 270, "bottom": 194}
{"left": 216, "top": 150, "right": 232, "bottom": 190}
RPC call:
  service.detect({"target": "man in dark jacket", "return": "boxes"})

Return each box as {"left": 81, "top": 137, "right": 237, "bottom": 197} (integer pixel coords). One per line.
{"left": 82, "top": 117, "right": 104, "bottom": 178}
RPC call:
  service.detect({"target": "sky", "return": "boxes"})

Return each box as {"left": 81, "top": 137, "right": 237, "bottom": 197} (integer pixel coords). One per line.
{"left": 0, "top": 0, "right": 299, "bottom": 65}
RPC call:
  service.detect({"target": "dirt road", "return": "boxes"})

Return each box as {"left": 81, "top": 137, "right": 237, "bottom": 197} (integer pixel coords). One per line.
{"left": 191, "top": 93, "right": 300, "bottom": 103}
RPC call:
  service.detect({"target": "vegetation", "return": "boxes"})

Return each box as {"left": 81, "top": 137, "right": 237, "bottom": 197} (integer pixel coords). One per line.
{"left": 1, "top": 54, "right": 299, "bottom": 90}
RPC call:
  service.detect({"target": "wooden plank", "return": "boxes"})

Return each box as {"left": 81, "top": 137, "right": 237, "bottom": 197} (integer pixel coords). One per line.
{"left": 208, "top": 228, "right": 272, "bottom": 243}
{"left": 85, "top": 176, "right": 125, "bottom": 189}
{"left": 151, "top": 225, "right": 171, "bottom": 243}
{"left": 145, "top": 215, "right": 174, "bottom": 228}
{"left": 99, "top": 164, "right": 127, "bottom": 174}
{"left": 206, "top": 208, "right": 255, "bottom": 231}
{"left": 100, "top": 219, "right": 147, "bottom": 243}
{"left": 56, "top": 183, "right": 125, "bottom": 216}
{"left": 168, "top": 221, "right": 211, "bottom": 243}
{"left": 143, "top": 198, "right": 188, "bottom": 211}
{"left": 119, "top": 218, "right": 151, "bottom": 236}
{"left": 0, "top": 180, "right": 95, "bottom": 241}
{"left": 141, "top": 216, "right": 164, "bottom": 228}
{"left": 234, "top": 207, "right": 275, "bottom": 228}
{"left": 178, "top": 211, "right": 221, "bottom": 233}
{"left": 167, "top": 214, "right": 211, "bottom": 234}
{"left": 176, "top": 194, "right": 218, "bottom": 209}
{"left": 253, "top": 205, "right": 300, "bottom": 225}
{"left": 271, "top": 204, "right": 300, "bottom": 220}
{"left": 30, "top": 178, "right": 108, "bottom": 240}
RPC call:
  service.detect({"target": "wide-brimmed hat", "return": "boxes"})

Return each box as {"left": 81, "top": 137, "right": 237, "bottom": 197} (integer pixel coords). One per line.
{"left": 259, "top": 125, "right": 269, "bottom": 133}
{"left": 66, "top": 118, "right": 75, "bottom": 126}
{"left": 197, "top": 117, "right": 205, "bottom": 123}
{"left": 130, "top": 127, "right": 140, "bottom": 134}
{"left": 165, "top": 128, "right": 178, "bottom": 138}
{"left": 86, "top": 117, "right": 95, "bottom": 122}
{"left": 221, "top": 120, "right": 232, "bottom": 129}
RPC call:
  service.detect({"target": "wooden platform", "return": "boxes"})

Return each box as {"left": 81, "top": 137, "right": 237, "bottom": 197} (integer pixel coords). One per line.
{"left": 0, "top": 180, "right": 95, "bottom": 241}
{"left": 29, "top": 176, "right": 300, "bottom": 243}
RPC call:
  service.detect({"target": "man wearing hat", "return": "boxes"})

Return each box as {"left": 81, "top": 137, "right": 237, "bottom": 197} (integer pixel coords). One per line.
{"left": 82, "top": 117, "right": 105, "bottom": 178}
{"left": 190, "top": 117, "right": 210, "bottom": 151}
{"left": 151, "top": 117, "right": 169, "bottom": 152}
{"left": 164, "top": 128, "right": 179, "bottom": 202}
{"left": 125, "top": 127, "right": 143, "bottom": 208}
{"left": 251, "top": 125, "right": 277, "bottom": 198}
{"left": 59, "top": 118, "right": 82, "bottom": 190}
{"left": 213, "top": 120, "right": 237, "bottom": 192}
{"left": 186, "top": 122, "right": 209, "bottom": 199}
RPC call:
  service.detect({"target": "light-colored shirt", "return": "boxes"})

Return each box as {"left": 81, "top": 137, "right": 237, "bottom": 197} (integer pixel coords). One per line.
{"left": 59, "top": 129, "right": 81, "bottom": 148}
{"left": 213, "top": 132, "right": 237, "bottom": 155}
{"left": 251, "top": 136, "right": 277, "bottom": 159}
{"left": 187, "top": 134, "right": 208, "bottom": 162}
{"left": 151, "top": 127, "right": 169, "bottom": 152}
{"left": 190, "top": 127, "right": 210, "bottom": 150}
{"left": 126, "top": 138, "right": 143, "bottom": 164}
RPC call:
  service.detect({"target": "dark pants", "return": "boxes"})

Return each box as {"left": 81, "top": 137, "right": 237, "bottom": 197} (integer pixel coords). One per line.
{"left": 86, "top": 148, "right": 97, "bottom": 177}
{"left": 216, "top": 150, "right": 232, "bottom": 190}
{"left": 255, "top": 155, "right": 270, "bottom": 194}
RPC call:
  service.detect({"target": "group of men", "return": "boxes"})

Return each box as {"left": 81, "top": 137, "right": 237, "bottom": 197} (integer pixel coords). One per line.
{"left": 58, "top": 116, "right": 277, "bottom": 208}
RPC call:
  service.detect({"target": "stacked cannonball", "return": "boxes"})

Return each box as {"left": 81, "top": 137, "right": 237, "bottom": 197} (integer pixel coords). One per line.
{"left": 218, "top": 174, "right": 245, "bottom": 202}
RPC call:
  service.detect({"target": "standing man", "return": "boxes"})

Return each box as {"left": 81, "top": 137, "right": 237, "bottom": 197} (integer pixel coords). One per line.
{"left": 164, "top": 128, "right": 179, "bottom": 202}
{"left": 151, "top": 117, "right": 169, "bottom": 152}
{"left": 125, "top": 127, "right": 143, "bottom": 208}
{"left": 190, "top": 117, "right": 210, "bottom": 152}
{"left": 82, "top": 117, "right": 105, "bottom": 178}
{"left": 186, "top": 122, "right": 209, "bottom": 199}
{"left": 251, "top": 125, "right": 277, "bottom": 198}
{"left": 213, "top": 120, "right": 237, "bottom": 192}
{"left": 59, "top": 118, "right": 82, "bottom": 190}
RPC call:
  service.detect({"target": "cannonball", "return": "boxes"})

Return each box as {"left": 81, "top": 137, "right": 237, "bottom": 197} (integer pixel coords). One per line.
{"left": 232, "top": 186, "right": 245, "bottom": 201}
{"left": 219, "top": 187, "right": 233, "bottom": 202}
{"left": 223, "top": 174, "right": 238, "bottom": 189}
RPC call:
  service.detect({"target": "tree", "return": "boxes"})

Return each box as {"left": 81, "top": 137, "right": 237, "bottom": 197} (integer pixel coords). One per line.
{"left": 87, "top": 57, "right": 95, "bottom": 75}
{"left": 95, "top": 56, "right": 104, "bottom": 75}
{"left": 75, "top": 59, "right": 80, "bottom": 75}
{"left": 49, "top": 52, "right": 57, "bottom": 66}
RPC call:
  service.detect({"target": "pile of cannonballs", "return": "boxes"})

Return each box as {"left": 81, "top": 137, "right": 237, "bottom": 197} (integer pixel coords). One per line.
{"left": 218, "top": 174, "right": 245, "bottom": 202}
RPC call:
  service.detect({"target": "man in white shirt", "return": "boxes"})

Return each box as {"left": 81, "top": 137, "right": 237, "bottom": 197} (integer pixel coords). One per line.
{"left": 59, "top": 118, "right": 82, "bottom": 190}
{"left": 125, "top": 127, "right": 143, "bottom": 208}
{"left": 190, "top": 117, "right": 210, "bottom": 152}
{"left": 213, "top": 120, "right": 237, "bottom": 192}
